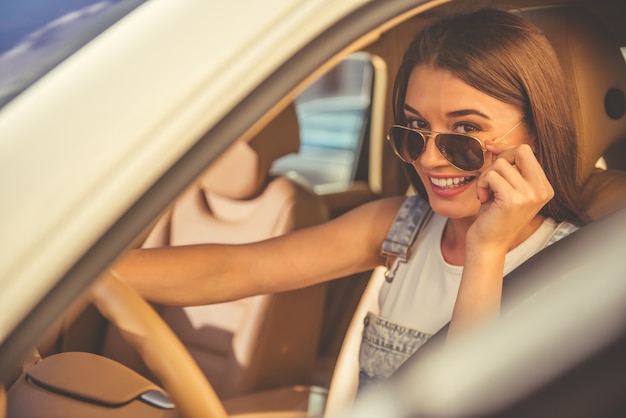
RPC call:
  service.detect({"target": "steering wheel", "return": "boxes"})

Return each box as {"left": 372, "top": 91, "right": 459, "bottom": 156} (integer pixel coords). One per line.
{"left": 89, "top": 270, "right": 228, "bottom": 418}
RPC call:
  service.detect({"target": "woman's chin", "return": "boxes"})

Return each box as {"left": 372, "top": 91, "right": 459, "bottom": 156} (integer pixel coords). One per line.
{"left": 426, "top": 187, "right": 481, "bottom": 219}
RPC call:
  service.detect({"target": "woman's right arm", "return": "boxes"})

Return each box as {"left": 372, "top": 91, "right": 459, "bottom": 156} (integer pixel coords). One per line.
{"left": 111, "top": 196, "right": 405, "bottom": 306}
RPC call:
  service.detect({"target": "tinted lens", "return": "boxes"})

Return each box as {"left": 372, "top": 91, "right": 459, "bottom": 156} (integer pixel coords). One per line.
{"left": 389, "top": 126, "right": 425, "bottom": 163}
{"left": 436, "top": 134, "right": 485, "bottom": 171}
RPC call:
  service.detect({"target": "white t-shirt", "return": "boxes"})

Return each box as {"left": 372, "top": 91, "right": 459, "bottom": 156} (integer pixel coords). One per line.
{"left": 378, "top": 213, "right": 560, "bottom": 335}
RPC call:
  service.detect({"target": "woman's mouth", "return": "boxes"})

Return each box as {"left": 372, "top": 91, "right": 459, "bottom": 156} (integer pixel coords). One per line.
{"left": 429, "top": 176, "right": 475, "bottom": 189}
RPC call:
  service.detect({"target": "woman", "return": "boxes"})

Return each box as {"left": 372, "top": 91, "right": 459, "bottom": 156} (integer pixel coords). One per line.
{"left": 112, "top": 8, "right": 587, "bottom": 387}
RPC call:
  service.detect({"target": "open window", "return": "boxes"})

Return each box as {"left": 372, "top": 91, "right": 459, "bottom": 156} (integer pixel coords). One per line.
{"left": 272, "top": 52, "right": 375, "bottom": 188}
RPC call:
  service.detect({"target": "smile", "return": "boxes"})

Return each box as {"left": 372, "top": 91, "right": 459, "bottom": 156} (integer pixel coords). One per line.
{"left": 429, "top": 176, "right": 475, "bottom": 189}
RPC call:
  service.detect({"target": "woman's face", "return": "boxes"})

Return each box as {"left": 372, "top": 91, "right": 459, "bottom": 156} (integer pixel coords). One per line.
{"left": 404, "top": 65, "right": 529, "bottom": 220}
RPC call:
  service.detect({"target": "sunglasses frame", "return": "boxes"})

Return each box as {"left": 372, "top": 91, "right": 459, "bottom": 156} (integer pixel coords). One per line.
{"left": 387, "top": 119, "right": 524, "bottom": 172}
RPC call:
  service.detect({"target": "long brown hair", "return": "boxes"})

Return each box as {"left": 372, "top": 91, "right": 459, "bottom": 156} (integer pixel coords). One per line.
{"left": 393, "top": 8, "right": 587, "bottom": 225}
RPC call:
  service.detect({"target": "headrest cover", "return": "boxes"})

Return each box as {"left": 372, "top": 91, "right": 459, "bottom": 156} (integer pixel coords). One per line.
{"left": 199, "top": 103, "right": 300, "bottom": 199}
{"left": 523, "top": 6, "right": 626, "bottom": 181}
{"left": 199, "top": 141, "right": 259, "bottom": 199}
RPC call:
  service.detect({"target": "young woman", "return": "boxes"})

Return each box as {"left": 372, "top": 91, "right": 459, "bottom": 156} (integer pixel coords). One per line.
{"left": 112, "top": 8, "right": 587, "bottom": 387}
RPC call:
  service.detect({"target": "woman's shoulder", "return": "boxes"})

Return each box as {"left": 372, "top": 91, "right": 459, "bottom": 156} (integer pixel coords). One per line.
{"left": 340, "top": 195, "right": 428, "bottom": 242}
{"left": 347, "top": 195, "right": 410, "bottom": 223}
{"left": 368, "top": 194, "right": 431, "bottom": 225}
{"left": 326, "top": 196, "right": 407, "bottom": 244}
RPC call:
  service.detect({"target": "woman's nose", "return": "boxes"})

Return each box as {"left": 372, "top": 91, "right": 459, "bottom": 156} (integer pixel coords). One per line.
{"left": 415, "top": 135, "right": 447, "bottom": 168}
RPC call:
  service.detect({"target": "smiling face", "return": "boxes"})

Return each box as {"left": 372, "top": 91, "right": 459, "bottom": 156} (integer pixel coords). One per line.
{"left": 404, "top": 65, "right": 529, "bottom": 220}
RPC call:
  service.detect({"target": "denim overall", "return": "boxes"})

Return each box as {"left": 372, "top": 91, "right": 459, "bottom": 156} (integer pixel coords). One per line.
{"left": 358, "top": 195, "right": 579, "bottom": 391}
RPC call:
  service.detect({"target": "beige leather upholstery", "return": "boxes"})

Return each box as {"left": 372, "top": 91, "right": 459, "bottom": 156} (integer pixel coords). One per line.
{"left": 8, "top": 353, "right": 177, "bottom": 418}
{"left": 103, "top": 103, "right": 330, "bottom": 399}
{"left": 324, "top": 6, "right": 626, "bottom": 416}
{"left": 1, "top": 385, "right": 5, "bottom": 418}
{"left": 522, "top": 6, "right": 626, "bottom": 219}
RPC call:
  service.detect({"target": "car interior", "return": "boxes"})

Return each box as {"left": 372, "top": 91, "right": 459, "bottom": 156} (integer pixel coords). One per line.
{"left": 3, "top": 0, "right": 626, "bottom": 417}
{"left": 101, "top": 102, "right": 331, "bottom": 400}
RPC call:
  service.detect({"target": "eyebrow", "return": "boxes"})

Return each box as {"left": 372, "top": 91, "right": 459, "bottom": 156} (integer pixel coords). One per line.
{"left": 403, "top": 104, "right": 492, "bottom": 120}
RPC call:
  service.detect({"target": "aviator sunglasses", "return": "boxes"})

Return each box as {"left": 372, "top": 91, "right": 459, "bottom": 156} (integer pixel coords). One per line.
{"left": 387, "top": 119, "right": 524, "bottom": 172}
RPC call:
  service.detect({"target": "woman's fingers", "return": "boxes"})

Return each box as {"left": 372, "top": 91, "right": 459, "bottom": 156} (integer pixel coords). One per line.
{"left": 470, "top": 142, "right": 555, "bottom": 249}
{"left": 476, "top": 143, "right": 554, "bottom": 220}
{"left": 485, "top": 143, "right": 554, "bottom": 202}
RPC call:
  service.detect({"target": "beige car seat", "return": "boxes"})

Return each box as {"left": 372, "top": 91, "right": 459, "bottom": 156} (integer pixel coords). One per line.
{"left": 103, "top": 103, "right": 330, "bottom": 399}
{"left": 522, "top": 6, "right": 626, "bottom": 220}
{"left": 324, "top": 5, "right": 626, "bottom": 416}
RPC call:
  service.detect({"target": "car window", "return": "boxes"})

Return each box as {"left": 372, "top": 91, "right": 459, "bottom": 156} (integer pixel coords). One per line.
{"left": 0, "top": 0, "right": 147, "bottom": 110}
{"left": 272, "top": 52, "right": 374, "bottom": 188}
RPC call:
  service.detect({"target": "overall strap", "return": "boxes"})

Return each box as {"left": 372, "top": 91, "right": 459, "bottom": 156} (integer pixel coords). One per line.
{"left": 381, "top": 196, "right": 432, "bottom": 282}
{"left": 545, "top": 221, "right": 579, "bottom": 247}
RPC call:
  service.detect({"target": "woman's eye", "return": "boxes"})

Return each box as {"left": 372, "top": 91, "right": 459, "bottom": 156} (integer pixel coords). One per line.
{"left": 408, "top": 119, "right": 428, "bottom": 130}
{"left": 454, "top": 123, "right": 479, "bottom": 134}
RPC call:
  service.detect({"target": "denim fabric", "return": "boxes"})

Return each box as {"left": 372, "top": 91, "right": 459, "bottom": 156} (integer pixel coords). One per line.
{"left": 380, "top": 196, "right": 431, "bottom": 262}
{"left": 359, "top": 196, "right": 434, "bottom": 392}
{"left": 358, "top": 311, "right": 431, "bottom": 392}
{"left": 546, "top": 221, "right": 578, "bottom": 246}
{"left": 381, "top": 196, "right": 432, "bottom": 283}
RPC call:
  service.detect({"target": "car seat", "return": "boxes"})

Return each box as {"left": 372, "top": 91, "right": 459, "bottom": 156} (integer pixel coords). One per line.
{"left": 323, "top": 5, "right": 626, "bottom": 416}
{"left": 102, "top": 103, "right": 331, "bottom": 399}
{"left": 521, "top": 6, "right": 626, "bottom": 221}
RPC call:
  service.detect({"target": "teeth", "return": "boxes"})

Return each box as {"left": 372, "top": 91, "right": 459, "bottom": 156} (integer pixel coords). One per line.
{"left": 430, "top": 176, "right": 472, "bottom": 189}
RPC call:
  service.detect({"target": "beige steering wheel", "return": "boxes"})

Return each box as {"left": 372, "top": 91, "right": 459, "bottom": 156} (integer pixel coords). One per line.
{"left": 89, "top": 270, "right": 228, "bottom": 418}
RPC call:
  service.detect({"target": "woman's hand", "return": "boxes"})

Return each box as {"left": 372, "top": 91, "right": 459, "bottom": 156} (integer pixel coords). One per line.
{"left": 469, "top": 140, "right": 554, "bottom": 250}
{"left": 449, "top": 141, "right": 554, "bottom": 337}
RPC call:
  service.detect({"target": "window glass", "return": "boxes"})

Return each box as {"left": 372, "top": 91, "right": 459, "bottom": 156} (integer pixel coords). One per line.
{"left": 0, "top": 0, "right": 147, "bottom": 109}
{"left": 272, "top": 52, "right": 374, "bottom": 188}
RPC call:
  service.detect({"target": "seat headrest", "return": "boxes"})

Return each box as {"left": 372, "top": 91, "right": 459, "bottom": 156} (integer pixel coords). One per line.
{"left": 523, "top": 6, "right": 626, "bottom": 181}
{"left": 199, "top": 103, "right": 300, "bottom": 199}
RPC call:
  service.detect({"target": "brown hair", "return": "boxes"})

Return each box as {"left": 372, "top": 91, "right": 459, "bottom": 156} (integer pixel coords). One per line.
{"left": 392, "top": 8, "right": 587, "bottom": 225}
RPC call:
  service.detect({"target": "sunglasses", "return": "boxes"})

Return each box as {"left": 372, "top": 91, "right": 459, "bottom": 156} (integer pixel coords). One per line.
{"left": 387, "top": 119, "right": 524, "bottom": 172}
